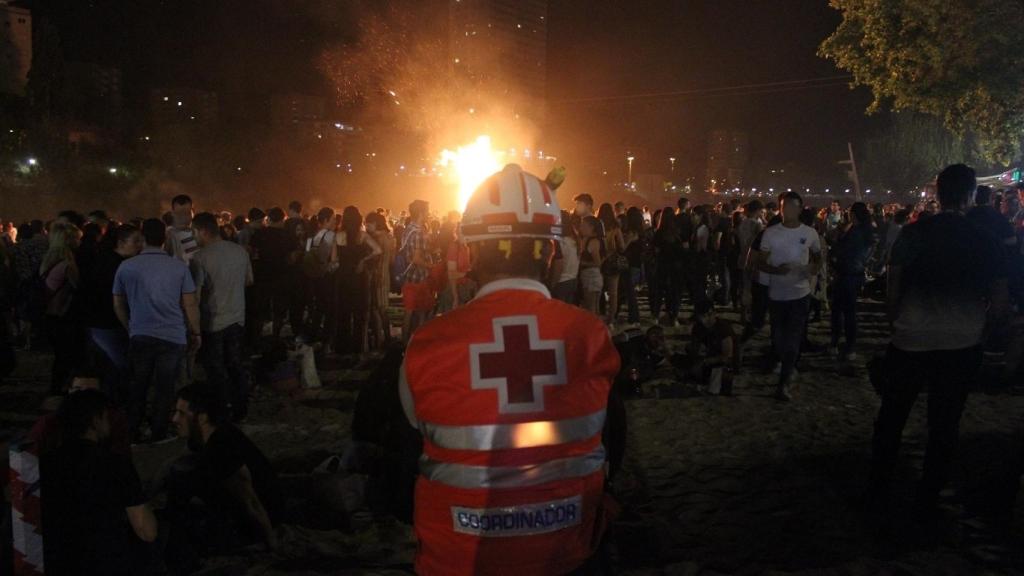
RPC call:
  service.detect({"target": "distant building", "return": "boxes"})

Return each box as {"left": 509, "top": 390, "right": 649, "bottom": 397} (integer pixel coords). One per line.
{"left": 706, "top": 130, "right": 749, "bottom": 192}
{"left": 149, "top": 87, "right": 219, "bottom": 127}
{"left": 0, "top": 1, "right": 31, "bottom": 97}
{"left": 269, "top": 92, "right": 359, "bottom": 148}
{"left": 448, "top": 0, "right": 548, "bottom": 124}
{"left": 270, "top": 93, "right": 325, "bottom": 127}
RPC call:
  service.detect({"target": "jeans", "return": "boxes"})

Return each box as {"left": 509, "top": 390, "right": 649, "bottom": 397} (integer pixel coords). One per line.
{"left": 307, "top": 273, "right": 337, "bottom": 342}
{"left": 869, "top": 345, "right": 982, "bottom": 506}
{"left": 128, "top": 335, "right": 186, "bottom": 439}
{"left": 830, "top": 274, "right": 864, "bottom": 351}
{"left": 625, "top": 267, "right": 642, "bottom": 324}
{"left": 656, "top": 261, "right": 682, "bottom": 319}
{"left": 90, "top": 327, "right": 130, "bottom": 403}
{"left": 769, "top": 296, "right": 809, "bottom": 388}
{"left": 551, "top": 279, "right": 578, "bottom": 305}
{"left": 747, "top": 282, "right": 770, "bottom": 334}
{"left": 647, "top": 260, "right": 663, "bottom": 317}
{"left": 200, "top": 323, "right": 249, "bottom": 419}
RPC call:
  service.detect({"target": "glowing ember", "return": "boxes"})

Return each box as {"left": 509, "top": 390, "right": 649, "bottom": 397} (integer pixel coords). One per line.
{"left": 438, "top": 135, "right": 505, "bottom": 211}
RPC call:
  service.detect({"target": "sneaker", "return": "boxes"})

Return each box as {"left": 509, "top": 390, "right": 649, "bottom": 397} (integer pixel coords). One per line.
{"left": 776, "top": 385, "right": 792, "bottom": 401}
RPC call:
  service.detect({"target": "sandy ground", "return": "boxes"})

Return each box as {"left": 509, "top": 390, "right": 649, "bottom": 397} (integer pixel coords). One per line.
{"left": 2, "top": 296, "right": 1023, "bottom": 575}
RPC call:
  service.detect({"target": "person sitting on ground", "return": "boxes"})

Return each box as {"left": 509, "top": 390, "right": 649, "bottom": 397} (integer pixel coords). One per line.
{"left": 687, "top": 300, "right": 739, "bottom": 396}
{"left": 165, "top": 384, "right": 283, "bottom": 567}
{"left": 614, "top": 325, "right": 667, "bottom": 393}
{"left": 30, "top": 370, "right": 132, "bottom": 456}
{"left": 41, "top": 389, "right": 157, "bottom": 576}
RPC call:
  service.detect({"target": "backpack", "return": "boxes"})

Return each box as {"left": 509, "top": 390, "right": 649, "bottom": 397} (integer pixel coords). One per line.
{"left": 302, "top": 231, "right": 328, "bottom": 278}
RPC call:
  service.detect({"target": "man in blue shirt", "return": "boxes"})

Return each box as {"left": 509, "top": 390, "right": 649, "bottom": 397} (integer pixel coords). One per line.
{"left": 113, "top": 219, "right": 200, "bottom": 443}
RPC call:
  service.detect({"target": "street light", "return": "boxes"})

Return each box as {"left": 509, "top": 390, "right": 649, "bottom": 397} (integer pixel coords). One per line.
{"left": 669, "top": 157, "right": 676, "bottom": 174}
{"left": 626, "top": 155, "right": 635, "bottom": 186}
{"left": 26, "top": 157, "right": 37, "bottom": 166}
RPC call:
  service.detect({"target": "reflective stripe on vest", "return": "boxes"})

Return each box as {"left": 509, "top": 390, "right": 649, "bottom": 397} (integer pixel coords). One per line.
{"left": 421, "top": 409, "right": 606, "bottom": 451}
{"left": 420, "top": 445, "right": 606, "bottom": 489}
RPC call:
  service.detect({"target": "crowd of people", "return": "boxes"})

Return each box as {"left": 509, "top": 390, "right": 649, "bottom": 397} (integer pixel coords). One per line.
{"left": 0, "top": 162, "right": 1022, "bottom": 574}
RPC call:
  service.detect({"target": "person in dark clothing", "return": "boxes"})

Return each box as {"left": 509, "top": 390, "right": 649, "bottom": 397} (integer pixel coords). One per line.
{"left": 335, "top": 206, "right": 381, "bottom": 355}
{"left": 688, "top": 301, "right": 740, "bottom": 395}
{"left": 869, "top": 164, "right": 1009, "bottom": 517}
{"left": 829, "top": 203, "right": 877, "bottom": 361}
{"left": 165, "top": 386, "right": 282, "bottom": 570}
{"left": 250, "top": 207, "right": 299, "bottom": 339}
{"left": 653, "top": 206, "right": 684, "bottom": 326}
{"left": 967, "top": 186, "right": 1017, "bottom": 253}
{"left": 85, "top": 225, "right": 142, "bottom": 403}
{"left": 41, "top": 389, "right": 158, "bottom": 576}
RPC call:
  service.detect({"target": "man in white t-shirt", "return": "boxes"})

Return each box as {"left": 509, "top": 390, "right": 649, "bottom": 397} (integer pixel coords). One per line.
{"left": 754, "top": 192, "right": 822, "bottom": 400}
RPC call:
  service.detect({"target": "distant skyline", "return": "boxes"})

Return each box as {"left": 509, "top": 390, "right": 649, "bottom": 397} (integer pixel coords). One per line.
{"left": 19, "top": 0, "right": 878, "bottom": 182}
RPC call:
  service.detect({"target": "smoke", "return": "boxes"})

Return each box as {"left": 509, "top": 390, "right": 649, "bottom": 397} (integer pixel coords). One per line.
{"left": 318, "top": 0, "right": 542, "bottom": 166}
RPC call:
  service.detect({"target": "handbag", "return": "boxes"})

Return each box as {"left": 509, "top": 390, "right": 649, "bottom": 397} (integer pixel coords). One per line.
{"left": 601, "top": 253, "right": 629, "bottom": 276}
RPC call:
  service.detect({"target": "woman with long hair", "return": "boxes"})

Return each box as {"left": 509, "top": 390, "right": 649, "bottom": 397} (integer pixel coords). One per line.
{"left": 334, "top": 206, "right": 381, "bottom": 355}
{"left": 597, "top": 203, "right": 625, "bottom": 326}
{"left": 40, "top": 221, "right": 84, "bottom": 394}
{"left": 578, "top": 216, "right": 606, "bottom": 316}
{"left": 622, "top": 207, "right": 646, "bottom": 325}
{"left": 653, "top": 206, "right": 683, "bottom": 326}
{"left": 365, "top": 211, "right": 394, "bottom": 348}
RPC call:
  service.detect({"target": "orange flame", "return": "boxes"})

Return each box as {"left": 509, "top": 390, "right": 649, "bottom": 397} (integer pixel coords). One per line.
{"left": 438, "top": 135, "right": 505, "bottom": 211}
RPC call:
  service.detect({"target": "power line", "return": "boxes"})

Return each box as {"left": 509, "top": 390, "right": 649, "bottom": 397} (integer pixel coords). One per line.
{"left": 550, "top": 75, "right": 855, "bottom": 105}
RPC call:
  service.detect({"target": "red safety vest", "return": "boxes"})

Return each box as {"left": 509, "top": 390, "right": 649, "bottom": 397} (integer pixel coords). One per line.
{"left": 404, "top": 279, "right": 620, "bottom": 576}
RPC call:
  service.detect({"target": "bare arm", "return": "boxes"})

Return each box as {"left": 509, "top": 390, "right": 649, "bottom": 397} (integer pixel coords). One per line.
{"left": 807, "top": 249, "right": 822, "bottom": 277}
{"left": 363, "top": 232, "right": 382, "bottom": 259}
{"left": 126, "top": 504, "right": 158, "bottom": 543}
{"left": 223, "top": 465, "right": 277, "bottom": 549}
{"left": 447, "top": 260, "right": 462, "bottom": 307}
{"left": 549, "top": 256, "right": 565, "bottom": 288}
{"left": 588, "top": 239, "right": 603, "bottom": 266}
{"left": 181, "top": 292, "right": 200, "bottom": 335}
{"left": 181, "top": 292, "right": 201, "bottom": 353}
{"left": 113, "top": 294, "right": 130, "bottom": 331}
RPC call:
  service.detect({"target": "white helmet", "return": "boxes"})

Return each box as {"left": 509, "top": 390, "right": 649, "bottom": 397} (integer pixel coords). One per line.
{"left": 461, "top": 164, "right": 563, "bottom": 243}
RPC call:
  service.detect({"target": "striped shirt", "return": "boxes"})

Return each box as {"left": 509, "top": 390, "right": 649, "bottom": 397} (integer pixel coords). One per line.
{"left": 167, "top": 226, "right": 200, "bottom": 263}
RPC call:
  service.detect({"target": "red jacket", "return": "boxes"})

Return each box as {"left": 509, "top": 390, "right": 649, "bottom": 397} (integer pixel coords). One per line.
{"left": 402, "top": 278, "right": 620, "bottom": 575}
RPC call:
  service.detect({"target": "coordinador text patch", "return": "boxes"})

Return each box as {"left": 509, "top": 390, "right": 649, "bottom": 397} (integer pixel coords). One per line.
{"left": 451, "top": 495, "right": 582, "bottom": 537}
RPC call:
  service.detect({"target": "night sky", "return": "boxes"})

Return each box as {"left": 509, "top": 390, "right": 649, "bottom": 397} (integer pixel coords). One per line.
{"left": 24, "top": 0, "right": 877, "bottom": 184}
{"left": 546, "top": 0, "right": 877, "bottom": 182}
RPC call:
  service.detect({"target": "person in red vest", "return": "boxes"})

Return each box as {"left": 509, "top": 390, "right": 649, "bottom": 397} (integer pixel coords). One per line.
{"left": 400, "top": 164, "right": 621, "bottom": 575}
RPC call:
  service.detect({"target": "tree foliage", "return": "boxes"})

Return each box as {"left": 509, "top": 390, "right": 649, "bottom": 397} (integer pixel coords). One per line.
{"left": 861, "top": 112, "right": 981, "bottom": 193}
{"left": 820, "top": 0, "right": 1024, "bottom": 164}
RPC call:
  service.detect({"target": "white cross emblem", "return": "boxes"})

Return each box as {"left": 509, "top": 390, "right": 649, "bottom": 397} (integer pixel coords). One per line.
{"left": 469, "top": 316, "right": 568, "bottom": 414}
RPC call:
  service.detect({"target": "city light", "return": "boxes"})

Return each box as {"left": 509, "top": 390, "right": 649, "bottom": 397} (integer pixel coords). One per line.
{"left": 26, "top": 157, "right": 36, "bottom": 166}
{"left": 108, "top": 167, "right": 117, "bottom": 174}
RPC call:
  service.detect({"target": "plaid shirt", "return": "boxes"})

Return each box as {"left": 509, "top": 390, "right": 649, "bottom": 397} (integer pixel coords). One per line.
{"left": 402, "top": 223, "right": 432, "bottom": 285}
